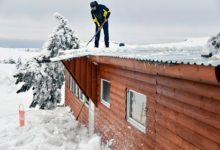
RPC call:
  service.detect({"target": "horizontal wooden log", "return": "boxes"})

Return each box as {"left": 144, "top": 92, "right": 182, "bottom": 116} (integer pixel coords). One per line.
{"left": 155, "top": 123, "right": 200, "bottom": 150}
{"left": 157, "top": 84, "right": 220, "bottom": 115}
{"left": 80, "top": 57, "right": 87, "bottom": 90}
{"left": 156, "top": 132, "right": 182, "bottom": 150}
{"left": 99, "top": 64, "right": 156, "bottom": 85}
{"left": 156, "top": 113, "right": 220, "bottom": 150}
{"left": 110, "top": 94, "right": 126, "bottom": 107}
{"left": 157, "top": 103, "right": 220, "bottom": 144}
{"left": 157, "top": 75, "right": 220, "bottom": 100}
{"left": 100, "top": 71, "right": 156, "bottom": 95}
{"left": 90, "top": 56, "right": 220, "bottom": 85}
{"left": 156, "top": 94, "right": 220, "bottom": 130}
{"left": 91, "top": 64, "right": 97, "bottom": 105}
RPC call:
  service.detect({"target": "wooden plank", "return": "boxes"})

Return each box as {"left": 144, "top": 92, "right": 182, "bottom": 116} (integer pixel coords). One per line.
{"left": 80, "top": 57, "right": 87, "bottom": 91}
{"left": 157, "top": 103, "right": 220, "bottom": 144}
{"left": 110, "top": 92, "right": 126, "bottom": 106}
{"left": 156, "top": 113, "right": 220, "bottom": 150}
{"left": 100, "top": 70, "right": 156, "bottom": 95}
{"left": 157, "top": 84, "right": 220, "bottom": 115}
{"left": 63, "top": 58, "right": 90, "bottom": 102}
{"left": 156, "top": 132, "right": 182, "bottom": 150}
{"left": 155, "top": 123, "right": 200, "bottom": 150}
{"left": 90, "top": 56, "right": 220, "bottom": 85}
{"left": 99, "top": 64, "right": 156, "bottom": 85}
{"left": 111, "top": 80, "right": 127, "bottom": 91}
{"left": 69, "top": 60, "right": 74, "bottom": 75}
{"left": 157, "top": 75, "right": 220, "bottom": 100}
{"left": 156, "top": 94, "right": 220, "bottom": 130}
{"left": 72, "top": 59, "right": 76, "bottom": 75}
{"left": 63, "top": 60, "right": 70, "bottom": 68}
{"left": 91, "top": 63, "right": 97, "bottom": 105}
{"left": 138, "top": 133, "right": 155, "bottom": 150}
{"left": 86, "top": 60, "right": 92, "bottom": 98}
{"left": 75, "top": 58, "right": 80, "bottom": 81}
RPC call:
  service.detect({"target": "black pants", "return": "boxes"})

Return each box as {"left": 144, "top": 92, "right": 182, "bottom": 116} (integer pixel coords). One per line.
{"left": 95, "top": 22, "right": 109, "bottom": 48}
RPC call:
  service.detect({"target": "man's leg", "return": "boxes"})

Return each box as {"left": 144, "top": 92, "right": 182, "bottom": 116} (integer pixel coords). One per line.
{"left": 95, "top": 25, "right": 101, "bottom": 48}
{"left": 103, "top": 23, "right": 109, "bottom": 47}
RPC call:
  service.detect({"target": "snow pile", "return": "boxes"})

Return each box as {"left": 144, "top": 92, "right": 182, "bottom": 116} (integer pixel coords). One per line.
{"left": 0, "top": 48, "right": 40, "bottom": 64}
{"left": 0, "top": 48, "right": 106, "bottom": 150}
{"left": 51, "top": 37, "right": 220, "bottom": 66}
{"left": 0, "top": 63, "right": 32, "bottom": 118}
{"left": 0, "top": 107, "right": 111, "bottom": 150}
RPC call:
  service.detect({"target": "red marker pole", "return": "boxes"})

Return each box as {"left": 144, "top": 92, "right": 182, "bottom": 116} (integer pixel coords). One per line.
{"left": 19, "top": 104, "right": 25, "bottom": 127}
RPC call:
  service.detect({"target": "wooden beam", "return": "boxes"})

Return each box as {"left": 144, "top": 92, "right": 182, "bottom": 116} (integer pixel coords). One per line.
{"left": 62, "top": 60, "right": 90, "bottom": 102}
{"left": 89, "top": 56, "right": 220, "bottom": 85}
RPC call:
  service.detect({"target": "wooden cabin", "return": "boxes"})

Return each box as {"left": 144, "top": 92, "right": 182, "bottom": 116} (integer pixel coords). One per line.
{"left": 52, "top": 46, "right": 220, "bottom": 150}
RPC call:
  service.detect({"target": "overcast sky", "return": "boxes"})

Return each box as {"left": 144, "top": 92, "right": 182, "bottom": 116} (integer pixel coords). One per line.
{"left": 0, "top": 0, "right": 220, "bottom": 47}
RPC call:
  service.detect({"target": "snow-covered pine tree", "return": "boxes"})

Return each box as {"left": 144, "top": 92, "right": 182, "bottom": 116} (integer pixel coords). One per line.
{"left": 14, "top": 13, "right": 79, "bottom": 109}
{"left": 202, "top": 32, "right": 220, "bottom": 57}
{"left": 207, "top": 32, "right": 220, "bottom": 54}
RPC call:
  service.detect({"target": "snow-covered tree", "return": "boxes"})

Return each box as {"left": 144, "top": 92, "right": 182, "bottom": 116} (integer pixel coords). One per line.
{"left": 14, "top": 13, "right": 79, "bottom": 109}
{"left": 207, "top": 32, "right": 220, "bottom": 54}
{"left": 202, "top": 32, "right": 220, "bottom": 57}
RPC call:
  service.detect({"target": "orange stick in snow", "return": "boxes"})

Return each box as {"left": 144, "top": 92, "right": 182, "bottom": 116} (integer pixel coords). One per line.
{"left": 19, "top": 104, "right": 25, "bottom": 127}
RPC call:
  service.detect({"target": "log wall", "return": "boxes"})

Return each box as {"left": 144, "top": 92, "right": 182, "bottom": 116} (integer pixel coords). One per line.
{"left": 63, "top": 57, "right": 98, "bottom": 105}
{"left": 94, "top": 62, "right": 220, "bottom": 150}
{"left": 95, "top": 64, "right": 157, "bottom": 150}
{"left": 65, "top": 70, "right": 89, "bottom": 125}
{"left": 64, "top": 56, "right": 220, "bottom": 150}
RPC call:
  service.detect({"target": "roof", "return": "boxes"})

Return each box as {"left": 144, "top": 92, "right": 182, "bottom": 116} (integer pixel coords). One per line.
{"left": 51, "top": 37, "right": 220, "bottom": 67}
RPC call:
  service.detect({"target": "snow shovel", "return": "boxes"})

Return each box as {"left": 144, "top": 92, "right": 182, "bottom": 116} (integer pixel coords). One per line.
{"left": 86, "top": 22, "right": 106, "bottom": 47}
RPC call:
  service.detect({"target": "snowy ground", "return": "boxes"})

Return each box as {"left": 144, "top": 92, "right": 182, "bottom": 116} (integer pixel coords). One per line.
{"left": 0, "top": 48, "right": 111, "bottom": 150}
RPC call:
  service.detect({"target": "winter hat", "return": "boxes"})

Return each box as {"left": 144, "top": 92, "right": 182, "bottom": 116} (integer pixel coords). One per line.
{"left": 90, "top": 1, "right": 98, "bottom": 8}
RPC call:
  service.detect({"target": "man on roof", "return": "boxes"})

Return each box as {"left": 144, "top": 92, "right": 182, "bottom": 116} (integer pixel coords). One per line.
{"left": 90, "top": 1, "right": 111, "bottom": 48}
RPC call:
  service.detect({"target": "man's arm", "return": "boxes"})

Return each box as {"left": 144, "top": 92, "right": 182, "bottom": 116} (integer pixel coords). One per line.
{"left": 102, "top": 5, "right": 111, "bottom": 20}
{"left": 91, "top": 11, "right": 101, "bottom": 27}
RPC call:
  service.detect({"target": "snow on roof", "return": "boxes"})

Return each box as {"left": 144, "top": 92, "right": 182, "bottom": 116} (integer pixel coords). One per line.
{"left": 51, "top": 37, "right": 220, "bottom": 67}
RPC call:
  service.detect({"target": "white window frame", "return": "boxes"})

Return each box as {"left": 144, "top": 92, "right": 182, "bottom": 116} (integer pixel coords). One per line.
{"left": 127, "top": 89, "right": 147, "bottom": 133}
{"left": 78, "top": 88, "right": 89, "bottom": 107}
{"left": 73, "top": 80, "right": 78, "bottom": 97}
{"left": 69, "top": 75, "right": 72, "bottom": 91}
{"left": 100, "top": 79, "right": 111, "bottom": 108}
{"left": 78, "top": 88, "right": 83, "bottom": 102}
{"left": 84, "top": 95, "right": 89, "bottom": 107}
{"left": 67, "top": 72, "right": 71, "bottom": 89}
{"left": 72, "top": 79, "right": 74, "bottom": 93}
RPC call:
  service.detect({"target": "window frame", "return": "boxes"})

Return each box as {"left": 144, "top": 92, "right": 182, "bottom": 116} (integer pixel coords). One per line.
{"left": 69, "top": 75, "right": 72, "bottom": 91}
{"left": 67, "top": 72, "right": 71, "bottom": 89}
{"left": 100, "top": 78, "right": 111, "bottom": 108}
{"left": 126, "top": 89, "right": 147, "bottom": 133}
{"left": 78, "top": 88, "right": 89, "bottom": 107}
{"left": 72, "top": 79, "right": 75, "bottom": 93}
{"left": 72, "top": 80, "right": 78, "bottom": 97}
{"left": 84, "top": 95, "right": 89, "bottom": 107}
{"left": 78, "top": 88, "right": 83, "bottom": 101}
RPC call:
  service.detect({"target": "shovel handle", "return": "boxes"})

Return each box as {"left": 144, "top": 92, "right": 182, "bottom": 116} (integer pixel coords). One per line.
{"left": 86, "top": 22, "right": 106, "bottom": 47}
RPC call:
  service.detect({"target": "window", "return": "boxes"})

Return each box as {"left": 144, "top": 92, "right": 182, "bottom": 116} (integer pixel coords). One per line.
{"left": 67, "top": 72, "right": 72, "bottom": 89}
{"left": 78, "top": 88, "right": 83, "bottom": 101}
{"left": 100, "top": 79, "right": 111, "bottom": 108}
{"left": 78, "top": 88, "right": 89, "bottom": 107}
{"left": 127, "top": 89, "right": 147, "bottom": 133}
{"left": 73, "top": 80, "right": 78, "bottom": 97}
{"left": 84, "top": 95, "right": 89, "bottom": 107}
{"left": 69, "top": 75, "right": 72, "bottom": 91}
